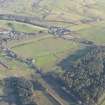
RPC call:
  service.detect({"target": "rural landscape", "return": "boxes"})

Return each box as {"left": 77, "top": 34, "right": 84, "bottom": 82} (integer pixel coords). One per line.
{"left": 0, "top": 0, "right": 105, "bottom": 105}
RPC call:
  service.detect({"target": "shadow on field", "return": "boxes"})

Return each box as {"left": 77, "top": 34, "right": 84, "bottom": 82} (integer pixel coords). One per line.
{"left": 57, "top": 47, "right": 90, "bottom": 71}
{"left": 42, "top": 72, "right": 77, "bottom": 105}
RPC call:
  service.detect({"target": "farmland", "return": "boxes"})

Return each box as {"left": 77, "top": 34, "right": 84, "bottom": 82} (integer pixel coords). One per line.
{"left": 12, "top": 37, "right": 80, "bottom": 71}
{"left": 0, "top": 0, "right": 105, "bottom": 105}
{"left": 78, "top": 21, "right": 105, "bottom": 44}
{"left": 0, "top": 19, "right": 80, "bottom": 105}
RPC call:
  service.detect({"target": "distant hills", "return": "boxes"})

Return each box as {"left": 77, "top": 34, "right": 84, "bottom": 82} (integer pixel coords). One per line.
{"left": 0, "top": 0, "right": 105, "bottom": 22}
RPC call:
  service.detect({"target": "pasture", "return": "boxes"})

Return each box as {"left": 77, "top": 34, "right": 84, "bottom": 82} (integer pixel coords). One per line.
{"left": 12, "top": 37, "right": 80, "bottom": 72}
{"left": 78, "top": 21, "right": 105, "bottom": 44}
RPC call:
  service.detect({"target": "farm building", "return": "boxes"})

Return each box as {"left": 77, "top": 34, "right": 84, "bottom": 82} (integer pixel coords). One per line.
{"left": 48, "top": 26, "right": 71, "bottom": 36}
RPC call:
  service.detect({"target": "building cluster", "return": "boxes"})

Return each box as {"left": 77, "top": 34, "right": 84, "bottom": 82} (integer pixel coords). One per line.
{"left": 0, "top": 27, "right": 39, "bottom": 49}
{"left": 3, "top": 48, "right": 36, "bottom": 68}
{"left": 48, "top": 26, "right": 71, "bottom": 36}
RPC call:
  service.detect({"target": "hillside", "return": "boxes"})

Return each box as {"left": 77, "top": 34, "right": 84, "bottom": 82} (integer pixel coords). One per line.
{"left": 0, "top": 0, "right": 105, "bottom": 22}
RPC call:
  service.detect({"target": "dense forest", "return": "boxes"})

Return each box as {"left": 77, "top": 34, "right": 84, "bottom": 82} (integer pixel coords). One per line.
{"left": 62, "top": 45, "right": 105, "bottom": 105}
{"left": 3, "top": 77, "right": 37, "bottom": 105}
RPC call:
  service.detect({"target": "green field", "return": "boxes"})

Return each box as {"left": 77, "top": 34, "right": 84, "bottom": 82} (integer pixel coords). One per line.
{"left": 12, "top": 37, "right": 79, "bottom": 71}
{"left": 78, "top": 21, "right": 105, "bottom": 44}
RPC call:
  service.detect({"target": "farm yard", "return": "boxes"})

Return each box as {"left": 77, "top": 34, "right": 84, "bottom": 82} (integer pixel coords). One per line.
{"left": 78, "top": 21, "right": 105, "bottom": 44}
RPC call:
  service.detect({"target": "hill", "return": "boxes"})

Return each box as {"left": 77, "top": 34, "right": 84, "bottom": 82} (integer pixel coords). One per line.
{"left": 0, "top": 0, "right": 105, "bottom": 22}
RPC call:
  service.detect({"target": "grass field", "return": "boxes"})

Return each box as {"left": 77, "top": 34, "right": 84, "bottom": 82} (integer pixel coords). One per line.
{"left": 0, "top": 36, "right": 79, "bottom": 105}
{"left": 78, "top": 21, "right": 105, "bottom": 44}
{"left": 12, "top": 37, "right": 80, "bottom": 71}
